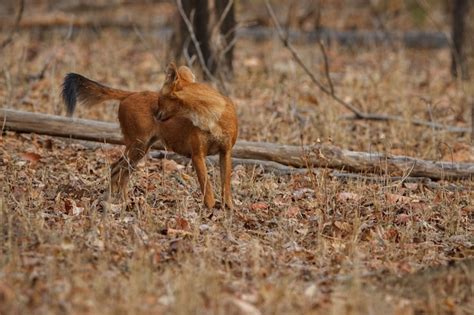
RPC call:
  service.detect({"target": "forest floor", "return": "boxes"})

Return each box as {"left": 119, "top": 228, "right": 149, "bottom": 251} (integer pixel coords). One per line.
{"left": 1, "top": 2, "right": 473, "bottom": 314}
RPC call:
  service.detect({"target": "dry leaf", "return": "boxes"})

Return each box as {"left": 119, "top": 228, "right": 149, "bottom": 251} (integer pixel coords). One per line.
{"left": 386, "top": 193, "right": 412, "bottom": 204}
{"left": 176, "top": 216, "right": 190, "bottom": 231}
{"left": 293, "top": 188, "right": 314, "bottom": 199}
{"left": 229, "top": 297, "right": 262, "bottom": 315}
{"left": 334, "top": 221, "right": 351, "bottom": 232}
{"left": 72, "top": 205, "right": 84, "bottom": 216}
{"left": 199, "top": 224, "right": 211, "bottom": 232}
{"left": 243, "top": 57, "right": 261, "bottom": 68}
{"left": 64, "top": 198, "right": 84, "bottom": 216}
{"left": 285, "top": 206, "right": 300, "bottom": 218}
{"left": 64, "top": 198, "right": 73, "bottom": 214}
{"left": 396, "top": 213, "right": 410, "bottom": 224}
{"left": 384, "top": 227, "right": 399, "bottom": 241}
{"left": 21, "top": 152, "right": 42, "bottom": 165}
{"left": 158, "top": 295, "right": 175, "bottom": 306}
{"left": 91, "top": 238, "right": 104, "bottom": 251}
{"left": 60, "top": 241, "right": 75, "bottom": 251}
{"left": 162, "top": 159, "right": 184, "bottom": 172}
{"left": 163, "top": 228, "right": 192, "bottom": 236}
{"left": 404, "top": 183, "right": 419, "bottom": 190}
{"left": 251, "top": 202, "right": 269, "bottom": 211}
{"left": 304, "top": 284, "right": 317, "bottom": 297}
{"left": 337, "top": 192, "right": 362, "bottom": 202}
{"left": 300, "top": 93, "right": 319, "bottom": 105}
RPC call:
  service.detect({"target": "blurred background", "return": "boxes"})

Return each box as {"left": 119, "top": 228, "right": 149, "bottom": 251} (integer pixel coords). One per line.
{"left": 1, "top": 4, "right": 473, "bottom": 314}
{"left": 0, "top": 0, "right": 472, "bottom": 159}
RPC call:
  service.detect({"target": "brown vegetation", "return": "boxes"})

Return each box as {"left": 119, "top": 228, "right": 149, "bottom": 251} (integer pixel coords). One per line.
{"left": 0, "top": 1, "right": 473, "bottom": 314}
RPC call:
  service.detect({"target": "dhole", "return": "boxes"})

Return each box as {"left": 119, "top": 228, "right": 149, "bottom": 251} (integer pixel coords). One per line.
{"left": 62, "top": 63, "right": 238, "bottom": 209}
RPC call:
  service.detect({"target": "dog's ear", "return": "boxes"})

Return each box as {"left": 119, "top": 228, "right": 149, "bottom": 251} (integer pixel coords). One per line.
{"left": 161, "top": 62, "right": 179, "bottom": 94}
{"left": 178, "top": 66, "right": 196, "bottom": 83}
{"left": 165, "top": 62, "right": 178, "bottom": 84}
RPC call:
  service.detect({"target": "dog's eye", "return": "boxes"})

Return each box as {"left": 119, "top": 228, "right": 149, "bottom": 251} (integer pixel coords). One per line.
{"left": 155, "top": 111, "right": 172, "bottom": 122}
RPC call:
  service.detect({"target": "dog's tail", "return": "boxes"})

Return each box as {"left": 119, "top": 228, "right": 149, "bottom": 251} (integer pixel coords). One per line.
{"left": 62, "top": 73, "right": 132, "bottom": 116}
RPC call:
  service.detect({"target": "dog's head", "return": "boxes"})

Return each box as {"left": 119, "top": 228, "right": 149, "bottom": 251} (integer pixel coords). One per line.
{"left": 160, "top": 62, "right": 195, "bottom": 95}
{"left": 155, "top": 63, "right": 196, "bottom": 122}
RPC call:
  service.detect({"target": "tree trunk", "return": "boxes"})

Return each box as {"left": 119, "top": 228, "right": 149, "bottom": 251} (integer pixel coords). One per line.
{"left": 173, "top": 0, "right": 236, "bottom": 78}
{"left": 215, "top": 0, "right": 236, "bottom": 74}
{"left": 193, "top": 0, "right": 214, "bottom": 74}
{"left": 451, "top": 0, "right": 469, "bottom": 79}
{"left": 1, "top": 109, "right": 473, "bottom": 180}
{"left": 174, "top": 0, "right": 215, "bottom": 77}
{"left": 171, "top": 0, "right": 193, "bottom": 63}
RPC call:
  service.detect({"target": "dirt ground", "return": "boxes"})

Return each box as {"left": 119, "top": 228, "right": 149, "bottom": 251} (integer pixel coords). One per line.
{"left": 1, "top": 1, "right": 473, "bottom": 314}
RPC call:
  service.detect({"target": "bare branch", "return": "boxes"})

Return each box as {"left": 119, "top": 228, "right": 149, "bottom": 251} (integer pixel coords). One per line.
{"left": 317, "top": 39, "right": 334, "bottom": 96}
{"left": 219, "top": 36, "right": 238, "bottom": 61}
{"left": 182, "top": 37, "right": 196, "bottom": 68}
{"left": 263, "top": 0, "right": 471, "bottom": 134}
{"left": 264, "top": 0, "right": 364, "bottom": 116}
{"left": 211, "top": 0, "right": 234, "bottom": 38}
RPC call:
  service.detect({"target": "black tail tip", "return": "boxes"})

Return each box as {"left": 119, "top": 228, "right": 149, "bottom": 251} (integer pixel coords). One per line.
{"left": 62, "top": 73, "right": 79, "bottom": 117}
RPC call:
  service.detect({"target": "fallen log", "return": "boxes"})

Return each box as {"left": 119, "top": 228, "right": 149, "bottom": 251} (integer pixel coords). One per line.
{"left": 150, "top": 151, "right": 468, "bottom": 191}
{"left": 151, "top": 150, "right": 308, "bottom": 176}
{"left": 1, "top": 108, "right": 123, "bottom": 144}
{"left": 231, "top": 141, "right": 474, "bottom": 180}
{"left": 1, "top": 109, "right": 473, "bottom": 180}
{"left": 41, "top": 136, "right": 467, "bottom": 191}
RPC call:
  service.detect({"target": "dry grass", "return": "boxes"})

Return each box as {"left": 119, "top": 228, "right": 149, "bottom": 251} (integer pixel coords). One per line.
{"left": 1, "top": 2, "right": 473, "bottom": 314}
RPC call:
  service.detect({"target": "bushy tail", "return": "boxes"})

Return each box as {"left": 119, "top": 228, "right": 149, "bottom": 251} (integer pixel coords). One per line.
{"left": 62, "top": 73, "right": 132, "bottom": 116}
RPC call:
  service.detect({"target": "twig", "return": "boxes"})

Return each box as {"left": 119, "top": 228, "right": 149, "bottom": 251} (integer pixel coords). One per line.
{"left": 182, "top": 37, "right": 196, "bottom": 68}
{"left": 397, "top": 161, "right": 417, "bottom": 186}
{"left": 263, "top": 0, "right": 471, "bottom": 134}
{"left": 264, "top": 0, "right": 364, "bottom": 116}
{"left": 211, "top": 0, "right": 234, "bottom": 38}
{"left": 317, "top": 40, "right": 334, "bottom": 95}
{"left": 219, "top": 36, "right": 238, "bottom": 61}
{"left": 0, "top": 0, "right": 25, "bottom": 49}
{"left": 216, "top": 22, "right": 243, "bottom": 72}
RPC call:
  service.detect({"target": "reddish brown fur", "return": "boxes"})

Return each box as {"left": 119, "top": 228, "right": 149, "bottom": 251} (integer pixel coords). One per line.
{"left": 157, "top": 63, "right": 238, "bottom": 209}
{"left": 62, "top": 64, "right": 238, "bottom": 209}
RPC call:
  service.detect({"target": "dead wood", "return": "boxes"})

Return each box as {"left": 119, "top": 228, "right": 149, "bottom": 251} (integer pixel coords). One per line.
{"left": 231, "top": 140, "right": 473, "bottom": 180}
{"left": 150, "top": 151, "right": 468, "bottom": 191}
{"left": 0, "top": 108, "right": 123, "bottom": 144}
{"left": 42, "top": 136, "right": 466, "bottom": 190}
{"left": 151, "top": 150, "right": 308, "bottom": 176}
{"left": 1, "top": 109, "right": 473, "bottom": 180}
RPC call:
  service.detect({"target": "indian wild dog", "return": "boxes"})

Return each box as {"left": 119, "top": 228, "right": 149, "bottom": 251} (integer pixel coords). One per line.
{"left": 61, "top": 64, "right": 238, "bottom": 209}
